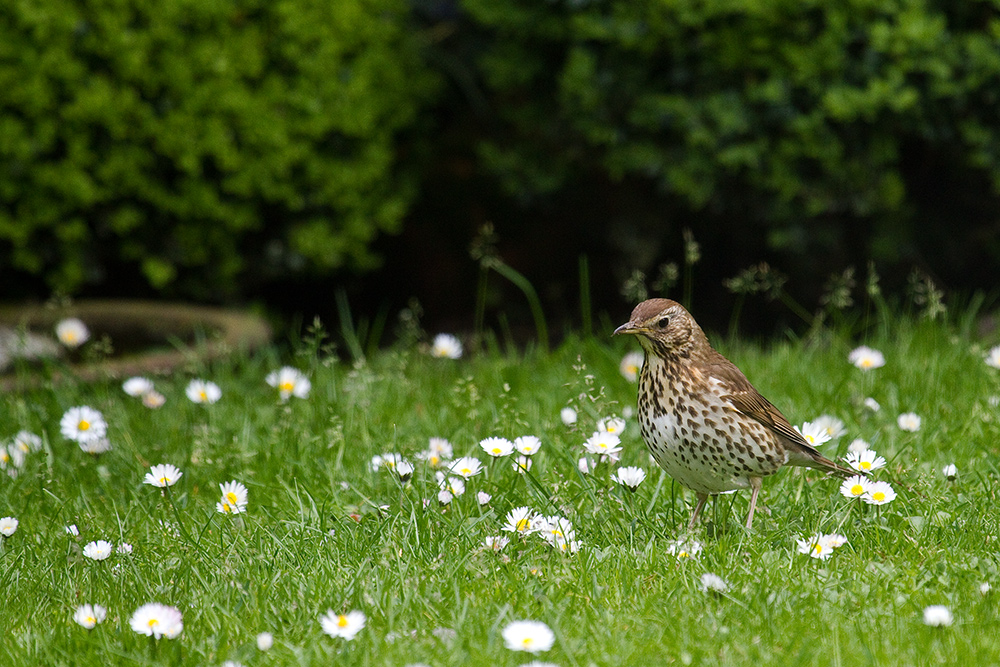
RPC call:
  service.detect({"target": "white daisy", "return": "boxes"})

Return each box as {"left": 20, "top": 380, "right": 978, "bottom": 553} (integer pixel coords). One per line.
{"left": 122, "top": 376, "right": 155, "bottom": 397}
{"left": 73, "top": 603, "right": 107, "bottom": 629}
{"left": 840, "top": 474, "right": 871, "bottom": 500}
{"left": 60, "top": 406, "right": 107, "bottom": 443}
{"left": 501, "top": 620, "right": 555, "bottom": 654}
{"left": 129, "top": 602, "right": 183, "bottom": 639}
{"left": 577, "top": 456, "right": 593, "bottom": 475}
{"left": 897, "top": 412, "right": 921, "bottom": 432}
{"left": 319, "top": 610, "right": 366, "bottom": 640}
{"left": 597, "top": 416, "right": 626, "bottom": 435}
{"left": 700, "top": 572, "right": 729, "bottom": 593}
{"left": 985, "top": 345, "right": 1000, "bottom": 369}
{"left": 13, "top": 430, "right": 42, "bottom": 453}
{"left": 117, "top": 542, "right": 133, "bottom": 555}
{"left": 395, "top": 460, "right": 414, "bottom": 482}
{"left": 143, "top": 463, "right": 183, "bottom": 488}
{"left": 0, "top": 517, "right": 18, "bottom": 537}
{"left": 141, "top": 391, "right": 166, "bottom": 409}
{"left": 559, "top": 407, "right": 578, "bottom": 426}
{"left": 611, "top": 466, "right": 647, "bottom": 490}
{"left": 185, "top": 379, "right": 221, "bottom": 404}
{"left": 844, "top": 449, "right": 886, "bottom": 473}
{"left": 847, "top": 438, "right": 871, "bottom": 454}
{"left": 502, "top": 506, "right": 537, "bottom": 535}
{"left": 863, "top": 397, "right": 881, "bottom": 412}
{"left": 480, "top": 437, "right": 514, "bottom": 458}
{"left": 449, "top": 456, "right": 483, "bottom": 479}
{"left": 419, "top": 437, "right": 453, "bottom": 467}
{"left": 942, "top": 463, "right": 958, "bottom": 480}
{"left": 666, "top": 539, "right": 702, "bottom": 559}
{"left": 796, "top": 533, "right": 847, "bottom": 560}
{"left": 477, "top": 491, "right": 492, "bottom": 505}
{"left": 512, "top": 454, "right": 532, "bottom": 474}
{"left": 583, "top": 431, "right": 622, "bottom": 462}
{"left": 265, "top": 366, "right": 311, "bottom": 400}
{"left": 537, "top": 515, "right": 579, "bottom": 554}
{"left": 862, "top": 480, "right": 897, "bottom": 505}
{"left": 370, "top": 453, "right": 407, "bottom": 472}
{"left": 83, "top": 540, "right": 113, "bottom": 561}
{"left": 437, "top": 474, "right": 466, "bottom": 497}
{"left": 430, "top": 333, "right": 463, "bottom": 359}
{"left": 848, "top": 345, "right": 885, "bottom": 370}
{"left": 65, "top": 524, "right": 79, "bottom": 536}
{"left": 795, "top": 421, "right": 832, "bottom": 447}
{"left": 514, "top": 435, "right": 542, "bottom": 456}
{"left": 256, "top": 631, "right": 274, "bottom": 651}
{"left": 56, "top": 318, "right": 89, "bottom": 348}
{"left": 922, "top": 605, "right": 953, "bottom": 627}
{"left": 812, "top": 414, "right": 846, "bottom": 439}
{"left": 484, "top": 535, "right": 510, "bottom": 551}
{"left": 0, "top": 445, "right": 25, "bottom": 470}
{"left": 216, "top": 480, "right": 249, "bottom": 514}
{"left": 79, "top": 437, "right": 112, "bottom": 455}
{"left": 619, "top": 351, "right": 644, "bottom": 382}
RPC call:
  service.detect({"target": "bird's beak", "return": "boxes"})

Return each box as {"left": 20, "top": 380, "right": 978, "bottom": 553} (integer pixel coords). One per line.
{"left": 613, "top": 320, "right": 640, "bottom": 336}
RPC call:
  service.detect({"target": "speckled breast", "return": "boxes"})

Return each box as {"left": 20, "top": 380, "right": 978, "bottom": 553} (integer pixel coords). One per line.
{"left": 637, "top": 358, "right": 785, "bottom": 495}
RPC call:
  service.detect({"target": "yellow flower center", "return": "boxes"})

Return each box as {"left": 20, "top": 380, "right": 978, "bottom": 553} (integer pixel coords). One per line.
{"left": 851, "top": 484, "right": 864, "bottom": 496}
{"left": 86, "top": 615, "right": 96, "bottom": 625}
{"left": 198, "top": 390, "right": 208, "bottom": 401}
{"left": 804, "top": 434, "right": 815, "bottom": 444}
{"left": 78, "top": 420, "right": 90, "bottom": 431}
{"left": 522, "top": 638, "right": 533, "bottom": 647}
{"left": 678, "top": 550, "right": 689, "bottom": 558}
{"left": 515, "top": 518, "right": 530, "bottom": 532}
{"left": 148, "top": 618, "right": 159, "bottom": 628}
{"left": 64, "top": 332, "right": 77, "bottom": 343}
{"left": 226, "top": 491, "right": 239, "bottom": 504}
{"left": 337, "top": 615, "right": 349, "bottom": 628}
{"left": 860, "top": 358, "right": 873, "bottom": 368}
{"left": 491, "top": 447, "right": 502, "bottom": 455}
{"left": 873, "top": 491, "right": 885, "bottom": 502}
{"left": 222, "top": 503, "right": 233, "bottom": 513}
{"left": 279, "top": 381, "right": 294, "bottom": 392}
{"left": 430, "top": 455, "right": 440, "bottom": 466}
{"left": 813, "top": 544, "right": 823, "bottom": 555}
{"left": 460, "top": 467, "right": 471, "bottom": 476}
{"left": 159, "top": 476, "right": 170, "bottom": 485}
{"left": 860, "top": 461, "right": 872, "bottom": 470}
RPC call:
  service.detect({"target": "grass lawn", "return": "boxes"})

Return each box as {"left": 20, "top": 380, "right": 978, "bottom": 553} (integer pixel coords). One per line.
{"left": 1, "top": 316, "right": 999, "bottom": 666}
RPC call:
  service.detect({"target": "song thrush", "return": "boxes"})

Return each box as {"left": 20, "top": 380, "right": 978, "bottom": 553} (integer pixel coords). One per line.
{"left": 614, "top": 298, "right": 854, "bottom": 530}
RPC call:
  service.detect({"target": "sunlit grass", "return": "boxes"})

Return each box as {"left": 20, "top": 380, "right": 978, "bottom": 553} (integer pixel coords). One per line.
{"left": 2, "top": 316, "right": 999, "bottom": 666}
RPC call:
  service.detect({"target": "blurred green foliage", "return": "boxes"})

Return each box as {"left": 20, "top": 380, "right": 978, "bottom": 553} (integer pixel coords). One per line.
{"left": 460, "top": 0, "right": 1000, "bottom": 259}
{"left": 0, "top": 0, "right": 437, "bottom": 298}
{"left": 4, "top": 0, "right": 1000, "bottom": 309}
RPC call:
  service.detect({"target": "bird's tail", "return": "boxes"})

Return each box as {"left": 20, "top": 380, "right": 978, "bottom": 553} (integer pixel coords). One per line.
{"left": 785, "top": 442, "right": 860, "bottom": 478}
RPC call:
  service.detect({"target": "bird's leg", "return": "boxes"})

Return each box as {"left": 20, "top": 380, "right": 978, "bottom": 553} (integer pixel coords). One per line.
{"left": 688, "top": 493, "right": 709, "bottom": 529}
{"left": 745, "top": 477, "right": 762, "bottom": 530}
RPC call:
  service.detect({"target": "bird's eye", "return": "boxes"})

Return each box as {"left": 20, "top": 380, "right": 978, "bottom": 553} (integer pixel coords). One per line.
{"left": 657, "top": 317, "right": 670, "bottom": 329}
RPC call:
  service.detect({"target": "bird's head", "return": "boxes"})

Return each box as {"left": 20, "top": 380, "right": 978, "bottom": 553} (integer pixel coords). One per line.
{"left": 613, "top": 299, "right": 705, "bottom": 359}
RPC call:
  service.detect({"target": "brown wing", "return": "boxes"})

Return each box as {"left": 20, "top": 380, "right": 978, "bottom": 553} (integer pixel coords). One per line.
{"left": 704, "top": 353, "right": 852, "bottom": 475}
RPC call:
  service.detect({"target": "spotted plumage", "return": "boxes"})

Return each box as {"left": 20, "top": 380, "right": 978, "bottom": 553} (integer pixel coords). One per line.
{"left": 614, "top": 298, "right": 854, "bottom": 529}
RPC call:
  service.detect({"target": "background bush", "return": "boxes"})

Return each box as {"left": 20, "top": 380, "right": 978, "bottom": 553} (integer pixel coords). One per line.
{"left": 3, "top": 0, "right": 1000, "bottom": 335}
{"left": 438, "top": 0, "right": 1000, "bottom": 321}
{"left": 0, "top": 0, "right": 437, "bottom": 300}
